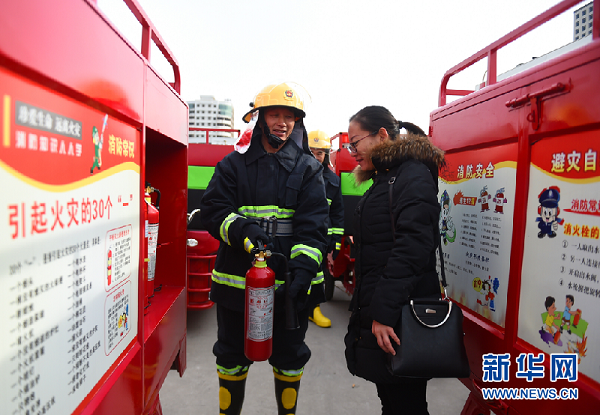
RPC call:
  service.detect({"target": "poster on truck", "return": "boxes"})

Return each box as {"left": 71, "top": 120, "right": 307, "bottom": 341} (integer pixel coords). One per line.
{"left": 438, "top": 143, "right": 517, "bottom": 327}
{"left": 518, "top": 131, "right": 600, "bottom": 384}
{"left": 0, "top": 67, "right": 140, "bottom": 415}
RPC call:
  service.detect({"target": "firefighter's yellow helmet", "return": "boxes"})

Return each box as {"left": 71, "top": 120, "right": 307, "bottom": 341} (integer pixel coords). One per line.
{"left": 308, "top": 130, "right": 331, "bottom": 150}
{"left": 243, "top": 82, "right": 306, "bottom": 123}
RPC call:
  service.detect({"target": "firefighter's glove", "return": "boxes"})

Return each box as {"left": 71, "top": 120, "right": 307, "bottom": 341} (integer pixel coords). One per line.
{"left": 288, "top": 268, "right": 313, "bottom": 311}
{"left": 242, "top": 223, "right": 271, "bottom": 254}
{"left": 328, "top": 239, "right": 341, "bottom": 260}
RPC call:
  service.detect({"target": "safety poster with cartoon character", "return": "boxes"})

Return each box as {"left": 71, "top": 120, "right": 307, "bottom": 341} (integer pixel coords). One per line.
{"left": 438, "top": 143, "right": 517, "bottom": 327}
{"left": 0, "top": 69, "right": 140, "bottom": 415}
{"left": 518, "top": 131, "right": 599, "bottom": 384}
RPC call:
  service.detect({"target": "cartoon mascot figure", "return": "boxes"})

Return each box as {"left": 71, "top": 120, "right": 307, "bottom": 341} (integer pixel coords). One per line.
{"left": 478, "top": 186, "right": 491, "bottom": 212}
{"left": 536, "top": 186, "right": 564, "bottom": 238}
{"left": 493, "top": 188, "right": 507, "bottom": 214}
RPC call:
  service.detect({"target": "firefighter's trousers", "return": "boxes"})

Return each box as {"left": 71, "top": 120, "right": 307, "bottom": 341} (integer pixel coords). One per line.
{"left": 213, "top": 303, "right": 311, "bottom": 373}
{"left": 214, "top": 304, "right": 309, "bottom": 414}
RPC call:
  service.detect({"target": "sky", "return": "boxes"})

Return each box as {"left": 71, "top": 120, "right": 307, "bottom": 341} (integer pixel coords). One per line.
{"left": 97, "top": 0, "right": 579, "bottom": 140}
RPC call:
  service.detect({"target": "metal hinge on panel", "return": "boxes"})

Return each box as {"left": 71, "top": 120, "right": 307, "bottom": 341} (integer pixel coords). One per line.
{"left": 505, "top": 81, "right": 571, "bottom": 130}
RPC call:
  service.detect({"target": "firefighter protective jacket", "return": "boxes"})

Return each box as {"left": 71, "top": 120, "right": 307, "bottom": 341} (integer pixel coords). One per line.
{"left": 323, "top": 167, "right": 344, "bottom": 252}
{"left": 200, "top": 126, "right": 329, "bottom": 312}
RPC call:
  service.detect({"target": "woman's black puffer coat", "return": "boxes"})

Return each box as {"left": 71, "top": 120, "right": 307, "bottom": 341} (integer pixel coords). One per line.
{"left": 344, "top": 133, "right": 445, "bottom": 384}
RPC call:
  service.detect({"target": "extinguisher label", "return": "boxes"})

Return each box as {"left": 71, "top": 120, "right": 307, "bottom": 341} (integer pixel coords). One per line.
{"left": 247, "top": 286, "right": 274, "bottom": 341}
{"left": 147, "top": 223, "right": 159, "bottom": 281}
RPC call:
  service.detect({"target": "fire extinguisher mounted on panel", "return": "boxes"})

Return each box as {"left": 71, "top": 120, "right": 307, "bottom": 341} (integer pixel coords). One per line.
{"left": 144, "top": 182, "right": 160, "bottom": 314}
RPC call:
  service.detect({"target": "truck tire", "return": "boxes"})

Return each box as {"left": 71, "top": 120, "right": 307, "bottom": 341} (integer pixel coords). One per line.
{"left": 324, "top": 266, "right": 335, "bottom": 301}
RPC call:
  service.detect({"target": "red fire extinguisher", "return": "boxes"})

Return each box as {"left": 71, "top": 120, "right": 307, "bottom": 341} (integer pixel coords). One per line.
{"left": 144, "top": 182, "right": 160, "bottom": 314}
{"left": 573, "top": 309, "right": 582, "bottom": 326}
{"left": 244, "top": 243, "right": 276, "bottom": 361}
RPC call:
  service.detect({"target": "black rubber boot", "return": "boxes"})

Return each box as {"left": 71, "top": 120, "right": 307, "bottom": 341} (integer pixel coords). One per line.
{"left": 218, "top": 371, "right": 247, "bottom": 415}
{"left": 274, "top": 370, "right": 302, "bottom": 415}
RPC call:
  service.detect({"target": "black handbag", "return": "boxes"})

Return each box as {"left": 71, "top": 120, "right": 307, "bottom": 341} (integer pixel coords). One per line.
{"left": 387, "top": 297, "right": 470, "bottom": 378}
{"left": 385, "top": 169, "right": 470, "bottom": 379}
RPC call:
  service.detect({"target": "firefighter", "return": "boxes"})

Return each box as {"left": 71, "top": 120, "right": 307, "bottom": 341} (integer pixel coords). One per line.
{"left": 200, "top": 82, "right": 329, "bottom": 415}
{"left": 307, "top": 130, "right": 344, "bottom": 328}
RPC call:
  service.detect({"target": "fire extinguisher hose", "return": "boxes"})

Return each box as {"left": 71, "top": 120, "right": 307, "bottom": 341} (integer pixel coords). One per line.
{"left": 267, "top": 250, "right": 299, "bottom": 330}
{"left": 145, "top": 182, "right": 161, "bottom": 209}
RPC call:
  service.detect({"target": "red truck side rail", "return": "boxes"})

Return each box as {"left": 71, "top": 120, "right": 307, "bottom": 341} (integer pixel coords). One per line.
{"left": 438, "top": 0, "right": 597, "bottom": 106}
{"left": 190, "top": 127, "right": 241, "bottom": 144}
{"left": 118, "top": 0, "right": 181, "bottom": 94}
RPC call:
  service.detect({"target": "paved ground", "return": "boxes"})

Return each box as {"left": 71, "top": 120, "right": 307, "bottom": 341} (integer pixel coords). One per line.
{"left": 159, "top": 283, "right": 471, "bottom": 414}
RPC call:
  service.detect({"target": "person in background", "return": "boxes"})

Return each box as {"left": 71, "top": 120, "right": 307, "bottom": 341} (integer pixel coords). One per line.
{"left": 200, "top": 83, "right": 329, "bottom": 415}
{"left": 307, "top": 130, "right": 344, "bottom": 328}
{"left": 343, "top": 106, "right": 445, "bottom": 414}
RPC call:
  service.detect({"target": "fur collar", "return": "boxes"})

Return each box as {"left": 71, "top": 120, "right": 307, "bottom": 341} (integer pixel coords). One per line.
{"left": 353, "top": 133, "right": 445, "bottom": 184}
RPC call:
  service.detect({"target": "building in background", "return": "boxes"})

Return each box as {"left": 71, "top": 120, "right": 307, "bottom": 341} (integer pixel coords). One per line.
{"left": 574, "top": 2, "right": 594, "bottom": 41}
{"left": 187, "top": 96, "right": 235, "bottom": 144}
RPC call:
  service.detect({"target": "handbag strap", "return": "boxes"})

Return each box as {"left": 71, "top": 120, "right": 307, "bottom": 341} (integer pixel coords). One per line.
{"left": 387, "top": 167, "right": 448, "bottom": 290}
{"left": 437, "top": 229, "right": 447, "bottom": 288}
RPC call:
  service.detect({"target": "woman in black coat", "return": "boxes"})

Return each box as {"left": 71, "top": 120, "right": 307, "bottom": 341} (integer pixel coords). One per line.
{"left": 343, "top": 106, "right": 445, "bottom": 414}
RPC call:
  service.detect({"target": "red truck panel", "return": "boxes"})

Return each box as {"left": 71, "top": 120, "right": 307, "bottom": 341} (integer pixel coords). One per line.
{"left": 0, "top": 1, "right": 188, "bottom": 414}
{"left": 430, "top": 1, "right": 600, "bottom": 413}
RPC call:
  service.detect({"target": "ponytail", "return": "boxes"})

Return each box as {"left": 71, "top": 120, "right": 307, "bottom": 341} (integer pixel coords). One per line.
{"left": 350, "top": 106, "right": 426, "bottom": 140}
{"left": 397, "top": 120, "right": 426, "bottom": 136}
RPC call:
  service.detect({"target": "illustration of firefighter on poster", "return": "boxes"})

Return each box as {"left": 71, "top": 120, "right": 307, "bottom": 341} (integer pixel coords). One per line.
{"left": 436, "top": 143, "right": 517, "bottom": 327}
{"left": 518, "top": 131, "right": 599, "bottom": 385}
